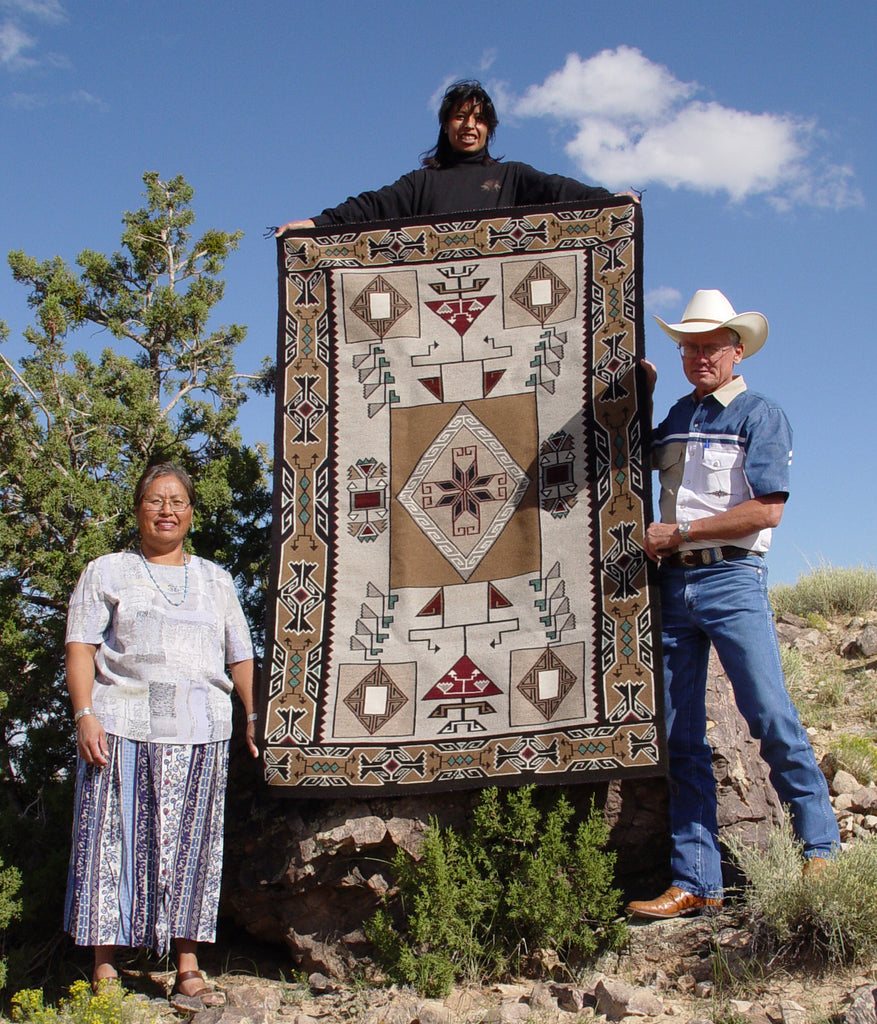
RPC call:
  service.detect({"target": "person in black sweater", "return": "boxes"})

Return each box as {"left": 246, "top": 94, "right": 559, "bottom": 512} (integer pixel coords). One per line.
{"left": 276, "top": 80, "right": 628, "bottom": 235}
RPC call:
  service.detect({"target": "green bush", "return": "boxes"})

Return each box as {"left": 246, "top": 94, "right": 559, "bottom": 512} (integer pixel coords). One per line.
{"left": 770, "top": 564, "right": 877, "bottom": 619}
{"left": 0, "top": 854, "right": 22, "bottom": 991}
{"left": 0, "top": 692, "right": 23, "bottom": 993}
{"left": 365, "top": 786, "right": 627, "bottom": 996}
{"left": 729, "top": 820, "right": 877, "bottom": 965}
{"left": 12, "top": 980, "right": 163, "bottom": 1024}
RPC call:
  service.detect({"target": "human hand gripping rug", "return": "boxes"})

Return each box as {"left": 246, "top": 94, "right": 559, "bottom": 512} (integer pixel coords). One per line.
{"left": 264, "top": 198, "right": 665, "bottom": 794}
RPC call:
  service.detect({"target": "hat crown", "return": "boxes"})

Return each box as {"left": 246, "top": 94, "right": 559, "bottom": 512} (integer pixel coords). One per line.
{"left": 680, "top": 289, "right": 738, "bottom": 325}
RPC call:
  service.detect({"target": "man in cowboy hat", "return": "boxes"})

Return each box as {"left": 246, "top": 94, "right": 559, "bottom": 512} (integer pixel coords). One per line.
{"left": 626, "top": 289, "right": 839, "bottom": 920}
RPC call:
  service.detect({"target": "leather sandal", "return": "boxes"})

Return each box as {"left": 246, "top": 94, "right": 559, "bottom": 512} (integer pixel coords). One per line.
{"left": 170, "top": 970, "right": 226, "bottom": 1010}
{"left": 91, "top": 968, "right": 119, "bottom": 995}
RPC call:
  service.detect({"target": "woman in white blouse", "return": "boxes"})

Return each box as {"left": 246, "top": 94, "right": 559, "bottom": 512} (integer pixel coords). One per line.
{"left": 64, "top": 463, "right": 257, "bottom": 1008}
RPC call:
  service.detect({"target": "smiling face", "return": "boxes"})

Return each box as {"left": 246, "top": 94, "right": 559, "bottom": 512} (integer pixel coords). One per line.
{"left": 444, "top": 100, "right": 489, "bottom": 155}
{"left": 136, "top": 473, "right": 193, "bottom": 561}
{"left": 678, "top": 327, "right": 744, "bottom": 399}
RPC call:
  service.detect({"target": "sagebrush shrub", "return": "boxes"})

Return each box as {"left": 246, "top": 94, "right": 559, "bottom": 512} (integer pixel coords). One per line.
{"left": 729, "top": 820, "right": 877, "bottom": 965}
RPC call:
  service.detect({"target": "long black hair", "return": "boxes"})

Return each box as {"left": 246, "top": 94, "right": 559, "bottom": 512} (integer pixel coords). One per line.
{"left": 420, "top": 79, "right": 499, "bottom": 168}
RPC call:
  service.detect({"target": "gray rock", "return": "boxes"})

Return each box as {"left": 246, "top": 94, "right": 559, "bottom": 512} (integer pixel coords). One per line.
{"left": 481, "top": 1000, "right": 532, "bottom": 1023}
{"left": 549, "top": 982, "right": 588, "bottom": 1011}
{"left": 226, "top": 984, "right": 282, "bottom": 1012}
{"left": 839, "top": 624, "right": 877, "bottom": 659}
{"left": 594, "top": 978, "right": 663, "bottom": 1019}
{"left": 414, "top": 998, "right": 452, "bottom": 1024}
{"left": 834, "top": 770, "right": 861, "bottom": 794}
{"left": 844, "top": 985, "right": 877, "bottom": 1024}
{"left": 185, "top": 1010, "right": 260, "bottom": 1024}
{"left": 306, "top": 972, "right": 336, "bottom": 993}
{"left": 779, "top": 999, "right": 810, "bottom": 1023}
{"left": 527, "top": 982, "right": 556, "bottom": 1013}
{"left": 851, "top": 787, "right": 877, "bottom": 813}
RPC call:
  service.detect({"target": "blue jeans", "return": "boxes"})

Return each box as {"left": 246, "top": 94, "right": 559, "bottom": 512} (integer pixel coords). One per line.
{"left": 659, "top": 554, "right": 839, "bottom": 897}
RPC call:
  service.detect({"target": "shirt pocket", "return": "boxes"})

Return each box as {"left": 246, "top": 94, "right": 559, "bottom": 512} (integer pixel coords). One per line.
{"left": 700, "top": 446, "right": 743, "bottom": 500}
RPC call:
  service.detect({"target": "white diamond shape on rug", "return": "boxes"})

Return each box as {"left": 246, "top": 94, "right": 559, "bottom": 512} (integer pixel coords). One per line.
{"left": 397, "top": 404, "right": 529, "bottom": 581}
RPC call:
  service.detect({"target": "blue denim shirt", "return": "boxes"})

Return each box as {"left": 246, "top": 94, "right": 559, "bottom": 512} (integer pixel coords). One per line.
{"left": 651, "top": 376, "right": 792, "bottom": 553}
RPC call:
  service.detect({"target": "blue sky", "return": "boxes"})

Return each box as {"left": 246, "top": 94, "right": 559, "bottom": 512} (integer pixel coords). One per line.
{"left": 1, "top": 0, "right": 874, "bottom": 587}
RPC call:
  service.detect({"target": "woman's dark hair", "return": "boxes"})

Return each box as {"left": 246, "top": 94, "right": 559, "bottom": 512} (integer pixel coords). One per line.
{"left": 421, "top": 79, "right": 499, "bottom": 168}
{"left": 134, "top": 462, "right": 196, "bottom": 507}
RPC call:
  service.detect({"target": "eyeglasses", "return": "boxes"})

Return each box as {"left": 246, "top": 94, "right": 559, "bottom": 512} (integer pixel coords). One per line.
{"left": 141, "top": 497, "right": 191, "bottom": 512}
{"left": 678, "top": 343, "right": 733, "bottom": 361}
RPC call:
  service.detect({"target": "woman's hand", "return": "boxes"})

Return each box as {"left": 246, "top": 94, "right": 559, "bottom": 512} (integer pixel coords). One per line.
{"left": 77, "top": 714, "right": 109, "bottom": 767}
{"left": 244, "top": 720, "right": 259, "bottom": 759}
{"left": 276, "top": 219, "right": 315, "bottom": 236}
{"left": 229, "top": 659, "right": 259, "bottom": 759}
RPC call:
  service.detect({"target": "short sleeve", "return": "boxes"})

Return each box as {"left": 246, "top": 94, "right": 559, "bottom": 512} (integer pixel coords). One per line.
{"left": 220, "top": 571, "right": 253, "bottom": 664}
{"left": 66, "top": 560, "right": 113, "bottom": 645}
{"left": 744, "top": 402, "right": 793, "bottom": 498}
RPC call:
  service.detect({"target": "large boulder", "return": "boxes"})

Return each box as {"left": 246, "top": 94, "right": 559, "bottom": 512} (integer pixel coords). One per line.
{"left": 223, "top": 646, "right": 787, "bottom": 975}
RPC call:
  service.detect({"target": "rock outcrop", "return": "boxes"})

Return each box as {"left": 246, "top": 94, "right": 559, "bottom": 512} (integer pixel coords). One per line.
{"left": 224, "top": 643, "right": 792, "bottom": 975}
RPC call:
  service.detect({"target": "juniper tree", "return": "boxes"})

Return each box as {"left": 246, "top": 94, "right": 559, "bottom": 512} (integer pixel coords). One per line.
{"left": 0, "top": 173, "right": 271, "bottom": 972}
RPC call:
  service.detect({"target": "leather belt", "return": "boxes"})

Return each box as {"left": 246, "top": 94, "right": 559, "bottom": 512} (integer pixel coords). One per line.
{"left": 664, "top": 546, "right": 762, "bottom": 568}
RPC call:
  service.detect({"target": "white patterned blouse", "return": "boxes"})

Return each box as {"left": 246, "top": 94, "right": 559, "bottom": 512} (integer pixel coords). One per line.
{"left": 66, "top": 552, "right": 253, "bottom": 744}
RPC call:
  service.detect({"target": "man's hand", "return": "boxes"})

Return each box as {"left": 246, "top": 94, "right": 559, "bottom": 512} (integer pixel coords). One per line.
{"left": 644, "top": 521, "right": 681, "bottom": 562}
{"left": 640, "top": 358, "right": 657, "bottom": 395}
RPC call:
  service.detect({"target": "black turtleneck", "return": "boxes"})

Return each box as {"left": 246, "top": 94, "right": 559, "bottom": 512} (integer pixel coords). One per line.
{"left": 311, "top": 151, "right": 613, "bottom": 226}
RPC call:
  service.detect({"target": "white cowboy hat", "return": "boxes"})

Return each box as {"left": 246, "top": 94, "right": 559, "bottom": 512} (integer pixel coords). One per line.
{"left": 654, "top": 289, "right": 769, "bottom": 358}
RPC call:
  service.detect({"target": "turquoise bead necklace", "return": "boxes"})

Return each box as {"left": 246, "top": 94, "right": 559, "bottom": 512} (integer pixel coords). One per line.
{"left": 139, "top": 549, "right": 189, "bottom": 606}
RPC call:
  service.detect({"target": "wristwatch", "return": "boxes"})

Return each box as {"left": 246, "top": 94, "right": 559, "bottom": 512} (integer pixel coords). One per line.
{"left": 677, "top": 521, "right": 691, "bottom": 542}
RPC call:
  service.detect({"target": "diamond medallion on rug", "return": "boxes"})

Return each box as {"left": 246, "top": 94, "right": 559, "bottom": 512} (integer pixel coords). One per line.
{"left": 265, "top": 198, "right": 664, "bottom": 794}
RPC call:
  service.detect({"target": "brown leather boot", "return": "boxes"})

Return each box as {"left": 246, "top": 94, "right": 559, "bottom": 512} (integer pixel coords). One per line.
{"left": 625, "top": 885, "right": 723, "bottom": 919}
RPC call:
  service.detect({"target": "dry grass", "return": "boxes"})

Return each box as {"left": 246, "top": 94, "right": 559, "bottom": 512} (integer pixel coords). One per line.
{"left": 770, "top": 563, "right": 877, "bottom": 619}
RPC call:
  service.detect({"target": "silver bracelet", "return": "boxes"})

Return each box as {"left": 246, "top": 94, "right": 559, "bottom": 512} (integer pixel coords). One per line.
{"left": 74, "top": 707, "right": 95, "bottom": 724}
{"left": 247, "top": 712, "right": 258, "bottom": 723}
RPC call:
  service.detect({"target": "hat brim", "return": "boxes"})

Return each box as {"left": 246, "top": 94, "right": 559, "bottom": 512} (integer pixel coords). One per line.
{"left": 654, "top": 311, "right": 768, "bottom": 359}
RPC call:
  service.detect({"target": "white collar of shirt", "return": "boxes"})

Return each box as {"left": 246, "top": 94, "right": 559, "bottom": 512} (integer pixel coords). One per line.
{"left": 683, "top": 375, "right": 748, "bottom": 408}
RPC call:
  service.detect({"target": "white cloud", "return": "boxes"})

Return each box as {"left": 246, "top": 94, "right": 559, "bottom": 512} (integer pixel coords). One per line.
{"left": 67, "top": 88, "right": 107, "bottom": 110}
{"left": 0, "top": 0, "right": 66, "bottom": 72}
{"left": 517, "top": 48, "right": 692, "bottom": 125}
{"left": 645, "top": 287, "right": 682, "bottom": 314}
{"left": 1, "top": 0, "right": 66, "bottom": 23}
{"left": 511, "top": 47, "right": 862, "bottom": 210}
{"left": 6, "top": 86, "right": 106, "bottom": 110}
{"left": 0, "top": 20, "right": 35, "bottom": 67}
{"left": 478, "top": 49, "right": 498, "bottom": 74}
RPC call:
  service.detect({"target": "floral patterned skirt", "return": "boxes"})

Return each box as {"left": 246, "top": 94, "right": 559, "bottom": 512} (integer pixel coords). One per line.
{"left": 64, "top": 735, "right": 229, "bottom": 954}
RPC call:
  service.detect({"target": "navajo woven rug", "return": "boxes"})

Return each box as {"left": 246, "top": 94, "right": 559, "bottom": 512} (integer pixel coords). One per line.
{"left": 264, "top": 198, "right": 664, "bottom": 794}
